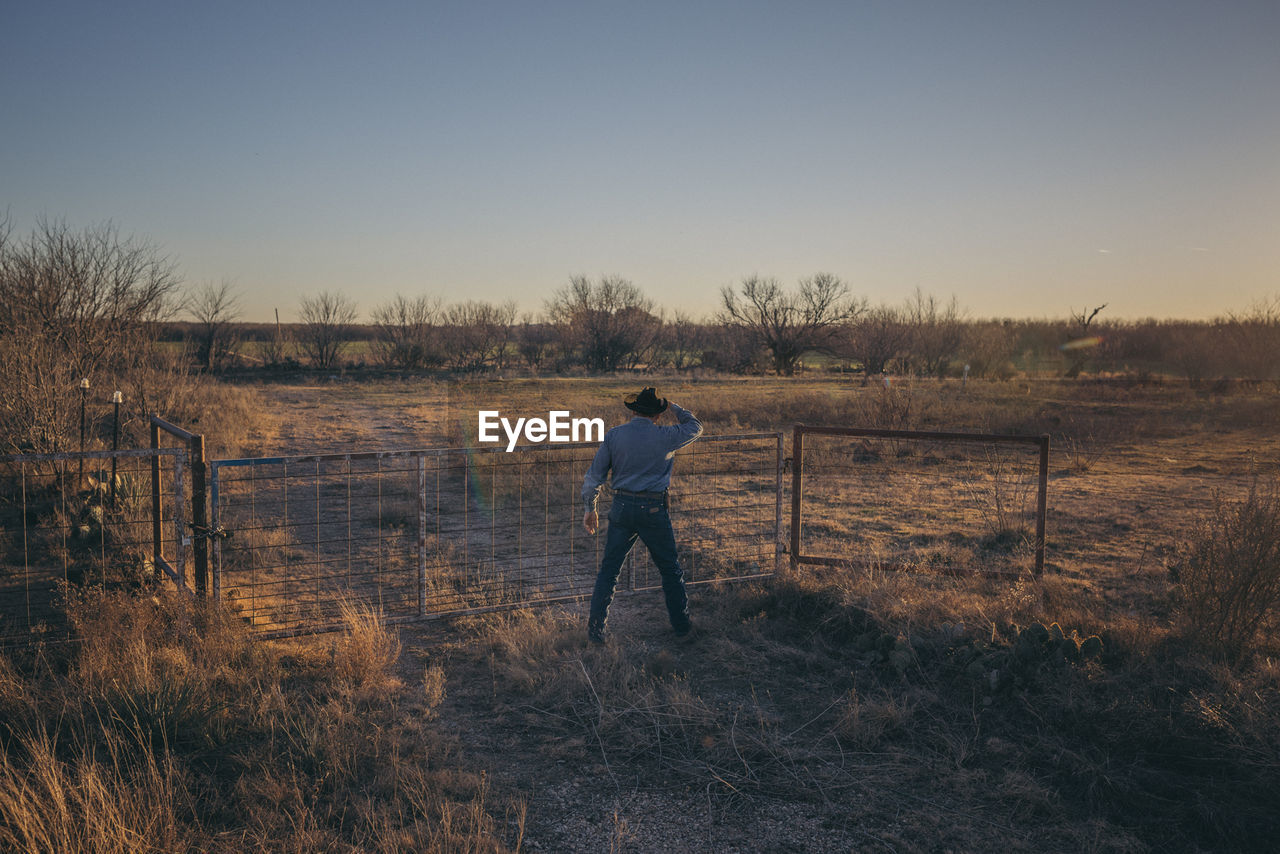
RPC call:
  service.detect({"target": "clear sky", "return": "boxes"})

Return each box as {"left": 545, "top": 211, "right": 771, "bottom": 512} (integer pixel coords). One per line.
{"left": 2, "top": 0, "right": 1277, "bottom": 322}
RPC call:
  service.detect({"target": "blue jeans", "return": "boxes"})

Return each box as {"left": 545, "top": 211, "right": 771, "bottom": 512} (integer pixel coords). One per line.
{"left": 588, "top": 493, "right": 691, "bottom": 635}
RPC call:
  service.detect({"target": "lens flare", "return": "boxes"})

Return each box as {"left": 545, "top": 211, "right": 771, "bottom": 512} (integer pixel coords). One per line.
{"left": 459, "top": 416, "right": 494, "bottom": 515}
{"left": 1059, "top": 336, "right": 1103, "bottom": 352}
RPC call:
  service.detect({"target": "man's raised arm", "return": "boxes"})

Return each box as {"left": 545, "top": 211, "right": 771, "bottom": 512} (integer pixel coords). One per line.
{"left": 666, "top": 402, "right": 703, "bottom": 451}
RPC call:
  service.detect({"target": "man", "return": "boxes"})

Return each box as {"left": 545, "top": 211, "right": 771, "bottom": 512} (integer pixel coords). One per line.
{"left": 581, "top": 387, "right": 704, "bottom": 644}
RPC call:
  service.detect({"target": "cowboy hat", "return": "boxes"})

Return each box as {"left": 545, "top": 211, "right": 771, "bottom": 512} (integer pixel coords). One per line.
{"left": 624, "top": 387, "right": 668, "bottom": 416}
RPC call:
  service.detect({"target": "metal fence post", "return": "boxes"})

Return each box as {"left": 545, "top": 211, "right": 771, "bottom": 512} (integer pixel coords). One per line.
{"left": 190, "top": 433, "right": 208, "bottom": 596}
{"left": 150, "top": 419, "right": 163, "bottom": 581}
{"left": 775, "top": 432, "right": 784, "bottom": 575}
{"left": 790, "top": 426, "right": 804, "bottom": 571}
{"left": 1035, "top": 434, "right": 1050, "bottom": 576}
{"left": 417, "top": 454, "right": 428, "bottom": 617}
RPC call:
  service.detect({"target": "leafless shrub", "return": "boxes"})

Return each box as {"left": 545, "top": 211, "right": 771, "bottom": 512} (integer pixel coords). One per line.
{"left": 1221, "top": 296, "right": 1280, "bottom": 383}
{"left": 546, "top": 275, "right": 661, "bottom": 372}
{"left": 840, "top": 303, "right": 910, "bottom": 383}
{"left": 370, "top": 293, "right": 443, "bottom": 369}
{"left": 699, "top": 322, "right": 762, "bottom": 373}
{"left": 1175, "top": 479, "right": 1280, "bottom": 663}
{"left": 960, "top": 320, "right": 1017, "bottom": 380}
{"left": 904, "top": 289, "right": 965, "bottom": 377}
{"left": 440, "top": 299, "right": 518, "bottom": 372}
{"left": 0, "top": 219, "right": 181, "bottom": 452}
{"left": 653, "top": 310, "right": 707, "bottom": 370}
{"left": 183, "top": 280, "right": 243, "bottom": 371}
{"left": 1164, "top": 323, "right": 1224, "bottom": 384}
{"left": 298, "top": 290, "right": 358, "bottom": 369}
{"left": 720, "top": 273, "right": 864, "bottom": 375}
{"left": 515, "top": 313, "right": 556, "bottom": 372}
{"left": 1062, "top": 304, "right": 1107, "bottom": 378}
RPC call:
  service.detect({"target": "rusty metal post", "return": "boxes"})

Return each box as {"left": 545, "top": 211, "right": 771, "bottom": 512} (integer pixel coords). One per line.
{"left": 150, "top": 418, "right": 163, "bottom": 581}
{"left": 190, "top": 432, "right": 208, "bottom": 596}
{"left": 775, "top": 432, "right": 784, "bottom": 575}
{"left": 417, "top": 454, "right": 428, "bottom": 617}
{"left": 1035, "top": 434, "right": 1049, "bottom": 575}
{"left": 790, "top": 426, "right": 804, "bottom": 571}
{"left": 78, "top": 379, "right": 89, "bottom": 485}
{"left": 110, "top": 391, "right": 122, "bottom": 507}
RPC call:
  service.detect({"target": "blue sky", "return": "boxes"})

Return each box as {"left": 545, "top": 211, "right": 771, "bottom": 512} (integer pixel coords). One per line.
{"left": 2, "top": 0, "right": 1277, "bottom": 322}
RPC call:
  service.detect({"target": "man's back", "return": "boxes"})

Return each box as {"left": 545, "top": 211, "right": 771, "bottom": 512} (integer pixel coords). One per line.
{"left": 581, "top": 390, "right": 703, "bottom": 644}
{"left": 582, "top": 403, "right": 702, "bottom": 508}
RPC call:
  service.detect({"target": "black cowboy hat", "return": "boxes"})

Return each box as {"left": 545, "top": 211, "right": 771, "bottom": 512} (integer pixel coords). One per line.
{"left": 624, "top": 387, "right": 668, "bottom": 416}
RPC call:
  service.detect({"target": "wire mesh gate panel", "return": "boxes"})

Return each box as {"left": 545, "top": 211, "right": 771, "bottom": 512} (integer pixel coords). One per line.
{"left": 791, "top": 426, "right": 1049, "bottom": 576}
{"left": 0, "top": 448, "right": 188, "bottom": 645}
{"left": 210, "top": 433, "right": 782, "bottom": 636}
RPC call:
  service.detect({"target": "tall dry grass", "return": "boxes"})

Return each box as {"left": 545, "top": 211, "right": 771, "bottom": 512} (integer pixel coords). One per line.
{"left": 0, "top": 589, "right": 520, "bottom": 853}
{"left": 451, "top": 564, "right": 1280, "bottom": 850}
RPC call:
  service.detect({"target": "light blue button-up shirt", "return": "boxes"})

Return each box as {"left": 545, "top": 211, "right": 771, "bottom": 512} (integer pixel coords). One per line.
{"left": 581, "top": 403, "right": 704, "bottom": 511}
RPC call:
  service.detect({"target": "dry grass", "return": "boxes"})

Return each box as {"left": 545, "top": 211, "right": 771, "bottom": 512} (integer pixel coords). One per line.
{"left": 7, "top": 375, "right": 1280, "bottom": 850}
{"left": 0, "top": 589, "right": 521, "bottom": 853}
{"left": 440, "top": 566, "right": 1280, "bottom": 851}
{"left": 1174, "top": 479, "right": 1280, "bottom": 663}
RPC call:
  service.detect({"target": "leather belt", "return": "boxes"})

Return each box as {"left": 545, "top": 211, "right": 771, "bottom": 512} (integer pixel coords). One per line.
{"left": 614, "top": 488, "right": 668, "bottom": 499}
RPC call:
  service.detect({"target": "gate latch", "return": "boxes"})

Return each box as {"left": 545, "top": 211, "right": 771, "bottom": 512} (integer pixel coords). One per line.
{"left": 189, "top": 523, "right": 233, "bottom": 541}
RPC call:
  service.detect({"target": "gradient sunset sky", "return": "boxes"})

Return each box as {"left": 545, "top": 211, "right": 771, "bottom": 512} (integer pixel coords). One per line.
{"left": 3, "top": 1, "right": 1277, "bottom": 322}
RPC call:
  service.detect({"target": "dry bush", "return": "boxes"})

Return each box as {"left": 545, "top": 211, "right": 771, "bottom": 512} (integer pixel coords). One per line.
{"left": 1175, "top": 479, "right": 1280, "bottom": 663}
{"left": 441, "top": 299, "right": 519, "bottom": 373}
{"left": 0, "top": 219, "right": 181, "bottom": 453}
{"left": 544, "top": 276, "right": 661, "bottom": 373}
{"left": 333, "top": 598, "right": 403, "bottom": 695}
{"left": 297, "top": 290, "right": 359, "bottom": 369}
{"left": 0, "top": 728, "right": 196, "bottom": 854}
{"left": 0, "top": 589, "right": 518, "bottom": 852}
{"left": 132, "top": 365, "right": 277, "bottom": 458}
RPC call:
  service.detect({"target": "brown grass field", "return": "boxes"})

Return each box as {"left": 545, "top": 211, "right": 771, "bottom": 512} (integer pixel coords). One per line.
{"left": 3, "top": 374, "right": 1280, "bottom": 852}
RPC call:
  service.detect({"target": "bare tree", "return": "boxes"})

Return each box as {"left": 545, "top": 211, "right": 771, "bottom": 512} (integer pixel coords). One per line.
{"left": 842, "top": 304, "right": 911, "bottom": 384}
{"left": 1071, "top": 304, "right": 1108, "bottom": 336}
{"left": 700, "top": 322, "right": 762, "bottom": 373}
{"left": 516, "top": 313, "right": 556, "bottom": 373}
{"left": 440, "top": 300, "right": 517, "bottom": 373}
{"left": 720, "top": 273, "right": 863, "bottom": 375}
{"left": 298, "top": 291, "right": 358, "bottom": 369}
{"left": 1064, "top": 303, "right": 1107, "bottom": 378}
{"left": 904, "top": 289, "right": 965, "bottom": 377}
{"left": 655, "top": 311, "right": 706, "bottom": 370}
{"left": 0, "top": 218, "right": 180, "bottom": 451}
{"left": 184, "top": 280, "right": 242, "bottom": 371}
{"left": 1222, "top": 296, "right": 1280, "bottom": 383}
{"left": 960, "top": 320, "right": 1017, "bottom": 380}
{"left": 370, "top": 293, "right": 442, "bottom": 369}
{"left": 546, "top": 275, "right": 662, "bottom": 372}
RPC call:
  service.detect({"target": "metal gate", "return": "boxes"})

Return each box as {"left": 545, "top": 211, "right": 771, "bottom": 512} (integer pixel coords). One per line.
{"left": 210, "top": 433, "right": 784, "bottom": 636}
{"left": 789, "top": 425, "right": 1049, "bottom": 576}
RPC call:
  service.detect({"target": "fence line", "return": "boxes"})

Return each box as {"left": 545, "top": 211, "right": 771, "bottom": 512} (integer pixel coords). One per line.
{"left": 210, "top": 433, "right": 783, "bottom": 637}
{"left": 0, "top": 447, "right": 188, "bottom": 645}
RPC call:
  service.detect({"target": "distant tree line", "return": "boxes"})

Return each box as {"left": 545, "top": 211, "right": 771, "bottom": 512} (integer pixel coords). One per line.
{"left": 167, "top": 275, "right": 1280, "bottom": 385}
{"left": 9, "top": 216, "right": 1273, "bottom": 454}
